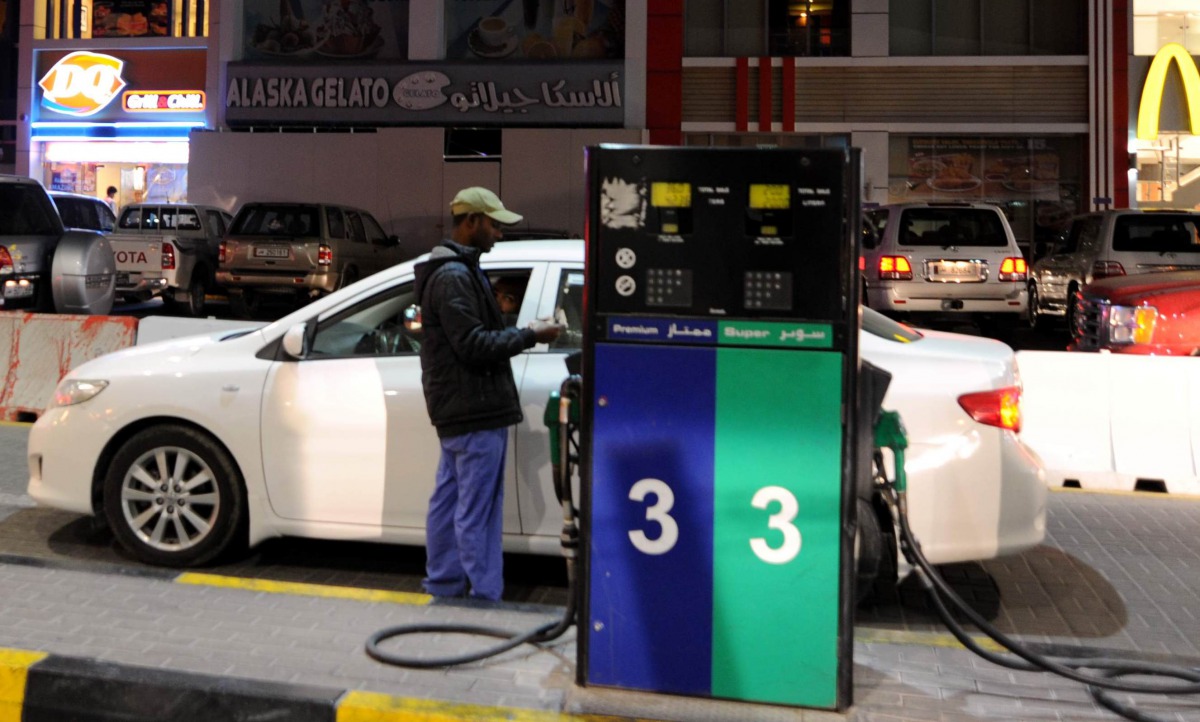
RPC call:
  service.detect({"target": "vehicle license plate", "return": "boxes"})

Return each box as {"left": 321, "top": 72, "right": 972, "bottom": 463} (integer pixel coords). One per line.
{"left": 3, "top": 283, "right": 32, "bottom": 299}
{"left": 254, "top": 247, "right": 290, "bottom": 259}
{"left": 115, "top": 272, "right": 130, "bottom": 286}
{"left": 931, "top": 260, "right": 981, "bottom": 280}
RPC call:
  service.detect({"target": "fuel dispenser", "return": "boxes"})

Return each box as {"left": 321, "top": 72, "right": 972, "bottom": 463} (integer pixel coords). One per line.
{"left": 580, "top": 145, "right": 864, "bottom": 710}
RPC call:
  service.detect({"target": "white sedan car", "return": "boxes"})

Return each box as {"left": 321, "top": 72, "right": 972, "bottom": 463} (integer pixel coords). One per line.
{"left": 27, "top": 240, "right": 1045, "bottom": 577}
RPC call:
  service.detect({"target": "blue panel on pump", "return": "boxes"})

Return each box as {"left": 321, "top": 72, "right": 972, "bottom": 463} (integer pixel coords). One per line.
{"left": 588, "top": 343, "right": 716, "bottom": 695}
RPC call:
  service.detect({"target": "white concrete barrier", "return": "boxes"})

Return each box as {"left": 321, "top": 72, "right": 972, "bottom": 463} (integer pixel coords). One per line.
{"left": 1018, "top": 350, "right": 1200, "bottom": 495}
{"left": 0, "top": 312, "right": 138, "bottom": 422}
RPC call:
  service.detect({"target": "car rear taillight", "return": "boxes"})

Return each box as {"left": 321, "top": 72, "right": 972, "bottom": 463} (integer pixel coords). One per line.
{"left": 1093, "top": 260, "right": 1126, "bottom": 279}
{"left": 318, "top": 244, "right": 333, "bottom": 266}
{"left": 162, "top": 242, "right": 176, "bottom": 270}
{"left": 0, "top": 246, "right": 11, "bottom": 274}
{"left": 998, "top": 257, "right": 1027, "bottom": 282}
{"left": 879, "top": 256, "right": 913, "bottom": 280}
{"left": 219, "top": 241, "right": 227, "bottom": 264}
{"left": 957, "top": 386, "right": 1021, "bottom": 433}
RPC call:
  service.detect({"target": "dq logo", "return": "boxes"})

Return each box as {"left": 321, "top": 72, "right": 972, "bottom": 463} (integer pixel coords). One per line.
{"left": 1138, "top": 42, "right": 1200, "bottom": 140}
{"left": 38, "top": 51, "right": 127, "bottom": 117}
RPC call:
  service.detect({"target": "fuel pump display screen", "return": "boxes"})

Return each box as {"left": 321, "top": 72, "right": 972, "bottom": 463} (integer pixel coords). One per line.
{"left": 651, "top": 182, "right": 692, "bottom": 207}
{"left": 748, "top": 184, "right": 791, "bottom": 209}
{"left": 588, "top": 146, "right": 854, "bottom": 328}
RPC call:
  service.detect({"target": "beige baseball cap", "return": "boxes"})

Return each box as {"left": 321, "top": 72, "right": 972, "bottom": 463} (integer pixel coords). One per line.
{"left": 450, "top": 187, "right": 523, "bottom": 225}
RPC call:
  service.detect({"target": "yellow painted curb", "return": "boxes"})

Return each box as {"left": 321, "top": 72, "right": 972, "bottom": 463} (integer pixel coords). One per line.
{"left": 0, "top": 421, "right": 31, "bottom": 428}
{"left": 0, "top": 648, "right": 47, "bottom": 722}
{"left": 337, "top": 691, "right": 640, "bottom": 722}
{"left": 175, "top": 573, "right": 433, "bottom": 606}
{"left": 854, "top": 627, "right": 1006, "bottom": 653}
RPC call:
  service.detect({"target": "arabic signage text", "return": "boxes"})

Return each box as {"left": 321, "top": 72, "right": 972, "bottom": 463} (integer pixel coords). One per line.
{"left": 606, "top": 317, "right": 833, "bottom": 349}
{"left": 225, "top": 61, "right": 624, "bottom": 125}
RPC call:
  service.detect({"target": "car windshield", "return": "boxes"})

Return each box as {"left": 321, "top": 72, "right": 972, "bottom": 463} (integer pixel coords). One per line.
{"left": 231, "top": 205, "right": 321, "bottom": 236}
{"left": 0, "top": 184, "right": 62, "bottom": 235}
{"left": 1112, "top": 215, "right": 1200, "bottom": 253}
{"left": 862, "top": 306, "right": 922, "bottom": 343}
{"left": 898, "top": 208, "right": 1009, "bottom": 247}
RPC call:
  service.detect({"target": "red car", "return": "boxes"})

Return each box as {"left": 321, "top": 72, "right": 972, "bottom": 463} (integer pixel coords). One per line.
{"left": 1070, "top": 269, "right": 1200, "bottom": 355}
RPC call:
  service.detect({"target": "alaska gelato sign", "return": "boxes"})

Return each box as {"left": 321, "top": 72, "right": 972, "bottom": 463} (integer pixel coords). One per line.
{"left": 225, "top": 62, "right": 624, "bottom": 125}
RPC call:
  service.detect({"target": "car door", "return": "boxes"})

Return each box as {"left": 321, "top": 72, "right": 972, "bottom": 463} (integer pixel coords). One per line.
{"left": 344, "top": 210, "right": 371, "bottom": 278}
{"left": 513, "top": 262, "right": 584, "bottom": 538}
{"left": 259, "top": 262, "right": 543, "bottom": 538}
{"left": 359, "top": 211, "right": 397, "bottom": 274}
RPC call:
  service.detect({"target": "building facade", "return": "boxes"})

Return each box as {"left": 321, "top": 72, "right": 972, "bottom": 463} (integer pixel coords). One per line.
{"left": 9, "top": 0, "right": 1187, "bottom": 253}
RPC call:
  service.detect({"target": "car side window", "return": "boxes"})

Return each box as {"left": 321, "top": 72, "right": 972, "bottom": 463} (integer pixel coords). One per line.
{"left": 486, "top": 270, "right": 533, "bottom": 328}
{"left": 346, "top": 211, "right": 367, "bottom": 243}
{"left": 551, "top": 269, "right": 585, "bottom": 350}
{"left": 118, "top": 207, "right": 142, "bottom": 230}
{"left": 361, "top": 213, "right": 387, "bottom": 244}
{"left": 98, "top": 202, "right": 115, "bottom": 232}
{"left": 1072, "top": 217, "right": 1101, "bottom": 252}
{"left": 309, "top": 281, "right": 421, "bottom": 358}
{"left": 327, "top": 208, "right": 346, "bottom": 239}
{"left": 205, "top": 210, "right": 226, "bottom": 238}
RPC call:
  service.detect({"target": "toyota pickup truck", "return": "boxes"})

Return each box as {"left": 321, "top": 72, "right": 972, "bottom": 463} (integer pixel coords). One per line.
{"left": 110, "top": 202, "right": 233, "bottom": 316}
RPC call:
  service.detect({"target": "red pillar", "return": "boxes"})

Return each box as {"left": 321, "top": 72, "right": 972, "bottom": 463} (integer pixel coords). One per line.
{"left": 646, "top": 0, "right": 683, "bottom": 146}
{"left": 1112, "top": 0, "right": 1130, "bottom": 208}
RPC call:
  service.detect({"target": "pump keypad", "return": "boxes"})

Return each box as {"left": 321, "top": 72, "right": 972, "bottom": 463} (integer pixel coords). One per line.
{"left": 646, "top": 268, "right": 693, "bottom": 307}
{"left": 744, "top": 271, "right": 793, "bottom": 311}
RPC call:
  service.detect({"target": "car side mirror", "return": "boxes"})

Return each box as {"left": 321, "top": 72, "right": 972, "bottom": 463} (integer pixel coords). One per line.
{"left": 282, "top": 323, "right": 308, "bottom": 359}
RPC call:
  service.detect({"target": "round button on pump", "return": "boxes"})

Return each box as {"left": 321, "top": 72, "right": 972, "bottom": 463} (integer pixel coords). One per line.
{"left": 615, "top": 248, "right": 637, "bottom": 269}
{"left": 615, "top": 275, "right": 637, "bottom": 297}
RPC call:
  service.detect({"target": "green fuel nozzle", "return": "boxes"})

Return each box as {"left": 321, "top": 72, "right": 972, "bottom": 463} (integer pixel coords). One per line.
{"left": 873, "top": 409, "right": 908, "bottom": 493}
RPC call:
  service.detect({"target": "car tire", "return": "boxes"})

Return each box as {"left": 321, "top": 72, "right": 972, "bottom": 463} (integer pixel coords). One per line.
{"left": 1065, "top": 282, "right": 1080, "bottom": 333}
{"left": 103, "top": 425, "right": 246, "bottom": 567}
{"left": 854, "top": 496, "right": 895, "bottom": 605}
{"left": 337, "top": 266, "right": 359, "bottom": 292}
{"left": 172, "top": 269, "right": 207, "bottom": 318}
{"left": 1027, "top": 283, "right": 1040, "bottom": 330}
{"left": 229, "top": 289, "right": 260, "bottom": 320}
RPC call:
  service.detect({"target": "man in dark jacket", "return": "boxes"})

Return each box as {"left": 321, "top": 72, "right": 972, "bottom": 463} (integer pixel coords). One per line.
{"left": 413, "top": 187, "right": 562, "bottom": 600}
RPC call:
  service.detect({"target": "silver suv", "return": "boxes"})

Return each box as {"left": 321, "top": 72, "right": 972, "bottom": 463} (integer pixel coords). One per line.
{"left": 1028, "top": 209, "right": 1200, "bottom": 329}
{"left": 862, "top": 202, "right": 1028, "bottom": 324}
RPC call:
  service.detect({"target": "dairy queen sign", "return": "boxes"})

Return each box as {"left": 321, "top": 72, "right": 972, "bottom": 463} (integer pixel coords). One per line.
{"left": 225, "top": 62, "right": 624, "bottom": 126}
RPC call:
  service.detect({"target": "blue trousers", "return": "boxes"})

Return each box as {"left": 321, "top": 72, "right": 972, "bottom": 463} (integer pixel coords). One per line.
{"left": 422, "top": 427, "right": 508, "bottom": 600}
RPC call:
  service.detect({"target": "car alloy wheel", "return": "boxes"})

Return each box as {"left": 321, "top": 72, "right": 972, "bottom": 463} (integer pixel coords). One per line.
{"left": 104, "top": 425, "right": 245, "bottom": 566}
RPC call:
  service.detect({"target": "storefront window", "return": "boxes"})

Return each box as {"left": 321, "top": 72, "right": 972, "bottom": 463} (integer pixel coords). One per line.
{"left": 443, "top": 0, "right": 624, "bottom": 62}
{"left": 1133, "top": 2, "right": 1200, "bottom": 56}
{"left": 684, "top": 0, "right": 849, "bottom": 57}
{"left": 39, "top": 0, "right": 207, "bottom": 39}
{"left": 887, "top": 135, "right": 1085, "bottom": 257}
{"left": 890, "top": 0, "right": 1085, "bottom": 56}
{"left": 684, "top": 132, "right": 848, "bottom": 150}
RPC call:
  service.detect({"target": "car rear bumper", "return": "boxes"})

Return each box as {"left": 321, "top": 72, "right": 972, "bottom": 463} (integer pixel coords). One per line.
{"left": 867, "top": 283, "right": 1028, "bottom": 314}
{"left": 0, "top": 274, "right": 44, "bottom": 307}
{"left": 216, "top": 270, "right": 338, "bottom": 294}
{"left": 901, "top": 429, "right": 1046, "bottom": 565}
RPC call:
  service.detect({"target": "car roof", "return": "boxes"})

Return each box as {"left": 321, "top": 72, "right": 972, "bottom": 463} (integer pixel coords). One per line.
{"left": 0, "top": 174, "right": 43, "bottom": 186}
{"left": 872, "top": 202, "right": 1004, "bottom": 211}
{"left": 49, "top": 190, "right": 103, "bottom": 201}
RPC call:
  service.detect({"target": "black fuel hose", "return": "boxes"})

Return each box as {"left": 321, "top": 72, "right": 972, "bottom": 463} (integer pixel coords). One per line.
{"left": 364, "top": 560, "right": 578, "bottom": 669}
{"left": 367, "top": 376, "right": 583, "bottom": 669}
{"left": 886, "top": 486, "right": 1200, "bottom": 721}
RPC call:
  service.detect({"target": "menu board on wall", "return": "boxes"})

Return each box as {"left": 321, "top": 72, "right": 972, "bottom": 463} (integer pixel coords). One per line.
{"left": 93, "top": 0, "right": 168, "bottom": 37}
{"left": 889, "top": 137, "right": 1080, "bottom": 234}
{"left": 243, "top": 0, "right": 409, "bottom": 62}
{"left": 444, "top": 0, "right": 625, "bottom": 61}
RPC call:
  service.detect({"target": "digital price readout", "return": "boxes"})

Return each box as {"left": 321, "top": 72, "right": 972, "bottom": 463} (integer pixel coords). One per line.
{"left": 747, "top": 183, "right": 793, "bottom": 240}
{"left": 749, "top": 184, "right": 791, "bottom": 210}
{"left": 650, "top": 182, "right": 694, "bottom": 236}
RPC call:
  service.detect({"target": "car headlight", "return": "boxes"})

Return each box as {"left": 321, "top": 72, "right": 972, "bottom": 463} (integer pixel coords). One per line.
{"left": 52, "top": 379, "right": 109, "bottom": 407}
{"left": 1108, "top": 305, "right": 1157, "bottom": 345}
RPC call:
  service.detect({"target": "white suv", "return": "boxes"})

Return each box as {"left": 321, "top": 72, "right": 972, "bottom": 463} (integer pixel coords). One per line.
{"left": 862, "top": 202, "right": 1028, "bottom": 324}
